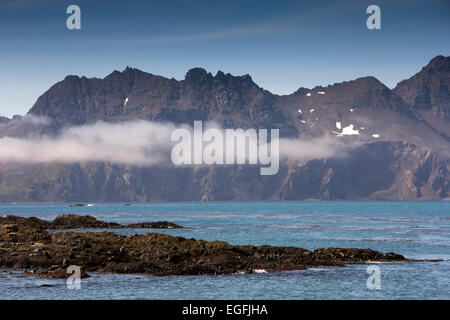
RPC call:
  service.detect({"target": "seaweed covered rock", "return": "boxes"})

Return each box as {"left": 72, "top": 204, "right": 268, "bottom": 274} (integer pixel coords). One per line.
{"left": 51, "top": 214, "right": 121, "bottom": 229}
{"left": 0, "top": 224, "right": 51, "bottom": 243}
{"left": 126, "top": 221, "right": 184, "bottom": 229}
{"left": 0, "top": 215, "right": 51, "bottom": 229}
{"left": 312, "top": 248, "right": 405, "bottom": 263}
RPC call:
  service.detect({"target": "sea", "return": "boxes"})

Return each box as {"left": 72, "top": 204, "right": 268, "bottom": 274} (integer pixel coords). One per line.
{"left": 0, "top": 201, "right": 449, "bottom": 300}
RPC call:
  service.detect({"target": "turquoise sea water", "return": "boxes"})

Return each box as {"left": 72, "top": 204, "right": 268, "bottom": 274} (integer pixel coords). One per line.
{"left": 1, "top": 201, "right": 449, "bottom": 299}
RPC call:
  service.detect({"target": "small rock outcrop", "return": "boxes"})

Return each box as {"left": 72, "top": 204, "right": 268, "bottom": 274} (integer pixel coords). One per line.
{"left": 0, "top": 214, "right": 184, "bottom": 230}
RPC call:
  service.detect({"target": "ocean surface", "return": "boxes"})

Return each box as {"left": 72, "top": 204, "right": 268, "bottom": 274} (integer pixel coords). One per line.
{"left": 1, "top": 201, "right": 449, "bottom": 300}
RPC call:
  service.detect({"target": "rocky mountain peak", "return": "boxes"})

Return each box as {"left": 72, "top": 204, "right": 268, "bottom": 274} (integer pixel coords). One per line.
{"left": 292, "top": 76, "right": 389, "bottom": 99}
{"left": 184, "top": 68, "right": 257, "bottom": 89}
{"left": 62, "top": 75, "right": 81, "bottom": 82}
{"left": 289, "top": 75, "right": 406, "bottom": 113}
{"left": 424, "top": 55, "right": 449, "bottom": 72}
{"left": 105, "top": 67, "right": 150, "bottom": 81}
{"left": 327, "top": 76, "right": 387, "bottom": 92}
{"left": 352, "top": 76, "right": 386, "bottom": 88}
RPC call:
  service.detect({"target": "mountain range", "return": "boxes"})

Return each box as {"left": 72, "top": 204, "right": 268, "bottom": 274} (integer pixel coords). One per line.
{"left": 0, "top": 55, "right": 448, "bottom": 202}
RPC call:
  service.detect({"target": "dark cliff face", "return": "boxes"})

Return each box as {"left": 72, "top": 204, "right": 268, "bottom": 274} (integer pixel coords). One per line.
{"left": 1, "top": 56, "right": 449, "bottom": 202}
{"left": 394, "top": 55, "right": 450, "bottom": 120}
{"left": 28, "top": 67, "right": 297, "bottom": 137}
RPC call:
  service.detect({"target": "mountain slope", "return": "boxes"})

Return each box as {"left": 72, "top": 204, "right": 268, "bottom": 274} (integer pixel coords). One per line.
{"left": 393, "top": 55, "right": 450, "bottom": 141}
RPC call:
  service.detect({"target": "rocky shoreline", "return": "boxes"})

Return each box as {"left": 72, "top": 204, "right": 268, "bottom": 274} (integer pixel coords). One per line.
{"left": 1, "top": 214, "right": 410, "bottom": 278}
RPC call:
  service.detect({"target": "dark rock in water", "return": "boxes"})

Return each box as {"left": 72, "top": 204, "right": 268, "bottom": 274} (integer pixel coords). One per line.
{"left": 51, "top": 214, "right": 121, "bottom": 229}
{"left": 0, "top": 215, "right": 52, "bottom": 229}
{"left": 1, "top": 224, "right": 51, "bottom": 243}
{"left": 126, "top": 221, "right": 184, "bottom": 229}
{"left": 0, "top": 215, "right": 411, "bottom": 277}
{"left": 311, "top": 248, "right": 405, "bottom": 264}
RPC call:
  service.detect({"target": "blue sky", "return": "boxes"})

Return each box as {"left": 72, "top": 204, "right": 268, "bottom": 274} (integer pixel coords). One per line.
{"left": 0, "top": 0, "right": 449, "bottom": 117}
